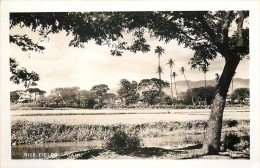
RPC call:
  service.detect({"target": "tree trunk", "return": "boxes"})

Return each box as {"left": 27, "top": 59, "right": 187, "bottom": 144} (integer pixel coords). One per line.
{"left": 158, "top": 57, "right": 162, "bottom": 107}
{"left": 170, "top": 69, "right": 174, "bottom": 107}
{"left": 204, "top": 57, "right": 240, "bottom": 154}
{"left": 173, "top": 77, "right": 178, "bottom": 101}
{"left": 35, "top": 92, "right": 37, "bottom": 103}
{"left": 184, "top": 74, "right": 195, "bottom": 106}
{"left": 204, "top": 73, "right": 207, "bottom": 105}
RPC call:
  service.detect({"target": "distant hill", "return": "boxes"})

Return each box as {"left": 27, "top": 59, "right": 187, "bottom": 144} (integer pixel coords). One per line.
{"left": 164, "top": 78, "right": 249, "bottom": 95}
{"left": 109, "top": 78, "right": 249, "bottom": 96}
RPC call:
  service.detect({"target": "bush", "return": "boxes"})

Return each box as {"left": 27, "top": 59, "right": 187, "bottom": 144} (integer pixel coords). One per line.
{"left": 105, "top": 130, "right": 142, "bottom": 151}
{"left": 234, "top": 135, "right": 250, "bottom": 151}
{"left": 227, "top": 120, "right": 238, "bottom": 127}
{"left": 234, "top": 140, "right": 250, "bottom": 151}
{"left": 185, "top": 122, "right": 193, "bottom": 130}
{"left": 93, "top": 104, "right": 102, "bottom": 109}
{"left": 224, "top": 133, "right": 241, "bottom": 150}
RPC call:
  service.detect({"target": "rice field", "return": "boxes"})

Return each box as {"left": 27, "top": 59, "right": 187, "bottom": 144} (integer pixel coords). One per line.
{"left": 11, "top": 108, "right": 249, "bottom": 125}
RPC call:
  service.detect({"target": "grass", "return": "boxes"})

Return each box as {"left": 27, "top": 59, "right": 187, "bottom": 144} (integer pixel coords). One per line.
{"left": 11, "top": 120, "right": 206, "bottom": 145}
{"left": 11, "top": 119, "right": 249, "bottom": 146}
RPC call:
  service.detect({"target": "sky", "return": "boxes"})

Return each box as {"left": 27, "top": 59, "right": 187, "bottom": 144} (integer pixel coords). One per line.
{"left": 10, "top": 25, "right": 249, "bottom": 94}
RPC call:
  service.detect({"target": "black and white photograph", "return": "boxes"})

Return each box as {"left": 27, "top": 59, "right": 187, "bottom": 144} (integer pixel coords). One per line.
{"left": 1, "top": 1, "right": 260, "bottom": 168}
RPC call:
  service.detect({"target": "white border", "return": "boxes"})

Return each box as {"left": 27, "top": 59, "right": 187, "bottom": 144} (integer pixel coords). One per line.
{"left": 1, "top": 1, "right": 260, "bottom": 168}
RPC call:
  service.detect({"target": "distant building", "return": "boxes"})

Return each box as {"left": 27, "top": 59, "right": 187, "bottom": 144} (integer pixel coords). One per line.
{"left": 17, "top": 91, "right": 34, "bottom": 103}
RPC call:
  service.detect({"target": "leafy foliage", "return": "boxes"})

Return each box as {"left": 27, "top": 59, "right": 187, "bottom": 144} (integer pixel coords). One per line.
{"left": 227, "top": 120, "right": 238, "bottom": 127}
{"left": 10, "top": 58, "right": 40, "bottom": 88}
{"left": 90, "top": 84, "right": 110, "bottom": 96}
{"left": 10, "top": 35, "right": 45, "bottom": 52}
{"left": 138, "top": 78, "right": 170, "bottom": 91}
{"left": 10, "top": 11, "right": 249, "bottom": 64}
{"left": 105, "top": 130, "right": 142, "bottom": 151}
{"left": 26, "top": 88, "right": 46, "bottom": 95}
{"left": 156, "top": 66, "right": 164, "bottom": 75}
{"left": 25, "top": 88, "right": 46, "bottom": 102}
{"left": 180, "top": 86, "right": 216, "bottom": 105}
{"left": 90, "top": 84, "right": 110, "bottom": 107}
{"left": 138, "top": 78, "right": 169, "bottom": 105}
{"left": 223, "top": 133, "right": 241, "bottom": 151}
{"left": 10, "top": 90, "right": 20, "bottom": 103}
{"left": 117, "top": 79, "right": 139, "bottom": 105}
{"left": 50, "top": 87, "right": 80, "bottom": 106}
{"left": 231, "top": 88, "right": 249, "bottom": 101}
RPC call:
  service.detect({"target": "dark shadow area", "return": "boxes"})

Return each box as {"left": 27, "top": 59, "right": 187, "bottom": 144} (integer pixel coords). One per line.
{"left": 113, "top": 143, "right": 204, "bottom": 158}
{"left": 115, "top": 147, "right": 184, "bottom": 158}
{"left": 52, "top": 144, "right": 249, "bottom": 159}
{"left": 77, "top": 149, "right": 104, "bottom": 159}
{"left": 55, "top": 149, "right": 104, "bottom": 159}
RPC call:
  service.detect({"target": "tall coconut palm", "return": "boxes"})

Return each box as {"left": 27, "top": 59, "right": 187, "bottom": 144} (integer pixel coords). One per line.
{"left": 155, "top": 46, "right": 165, "bottom": 104}
{"left": 167, "top": 59, "right": 175, "bottom": 106}
{"left": 155, "top": 46, "right": 165, "bottom": 80}
{"left": 172, "top": 72, "right": 178, "bottom": 101}
{"left": 156, "top": 66, "right": 164, "bottom": 76}
{"left": 155, "top": 66, "right": 164, "bottom": 106}
{"left": 180, "top": 67, "right": 195, "bottom": 106}
{"left": 202, "top": 66, "right": 209, "bottom": 105}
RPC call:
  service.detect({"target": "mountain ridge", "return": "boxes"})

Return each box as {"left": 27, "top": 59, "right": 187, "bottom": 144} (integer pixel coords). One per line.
{"left": 168, "top": 78, "right": 249, "bottom": 94}
{"left": 109, "top": 78, "right": 249, "bottom": 95}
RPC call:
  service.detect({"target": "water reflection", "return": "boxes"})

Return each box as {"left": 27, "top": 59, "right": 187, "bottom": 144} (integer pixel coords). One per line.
{"left": 12, "top": 140, "right": 104, "bottom": 159}
{"left": 12, "top": 134, "right": 205, "bottom": 159}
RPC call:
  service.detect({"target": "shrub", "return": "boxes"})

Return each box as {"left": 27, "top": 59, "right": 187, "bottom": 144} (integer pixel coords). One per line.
{"left": 234, "top": 135, "right": 250, "bottom": 151}
{"left": 227, "top": 120, "right": 238, "bottom": 127}
{"left": 234, "top": 140, "right": 250, "bottom": 151}
{"left": 185, "top": 122, "right": 193, "bottom": 130}
{"left": 105, "top": 130, "right": 142, "bottom": 151}
{"left": 224, "top": 133, "right": 241, "bottom": 150}
{"left": 93, "top": 104, "right": 102, "bottom": 109}
{"left": 195, "top": 121, "right": 208, "bottom": 130}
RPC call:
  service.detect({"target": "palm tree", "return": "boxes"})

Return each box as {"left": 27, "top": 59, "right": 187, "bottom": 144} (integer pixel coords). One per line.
{"left": 172, "top": 72, "right": 178, "bottom": 101}
{"left": 155, "top": 46, "right": 165, "bottom": 80}
{"left": 155, "top": 46, "right": 165, "bottom": 105}
{"left": 156, "top": 66, "right": 164, "bottom": 75}
{"left": 167, "top": 59, "right": 175, "bottom": 106}
{"left": 180, "top": 67, "right": 195, "bottom": 106}
{"left": 156, "top": 65, "right": 164, "bottom": 102}
{"left": 202, "top": 66, "right": 209, "bottom": 105}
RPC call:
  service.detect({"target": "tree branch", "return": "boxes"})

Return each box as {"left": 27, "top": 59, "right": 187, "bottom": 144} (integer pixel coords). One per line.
{"left": 222, "top": 11, "right": 232, "bottom": 48}
{"left": 196, "top": 13, "right": 228, "bottom": 57}
{"left": 236, "top": 11, "right": 245, "bottom": 47}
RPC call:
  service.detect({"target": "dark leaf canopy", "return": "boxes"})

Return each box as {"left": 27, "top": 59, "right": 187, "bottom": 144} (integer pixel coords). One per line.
{"left": 25, "top": 88, "right": 46, "bottom": 95}
{"left": 138, "top": 78, "right": 170, "bottom": 91}
{"left": 10, "top": 58, "right": 40, "bottom": 88}
{"left": 90, "top": 84, "right": 110, "bottom": 96}
{"left": 10, "top": 11, "right": 249, "bottom": 70}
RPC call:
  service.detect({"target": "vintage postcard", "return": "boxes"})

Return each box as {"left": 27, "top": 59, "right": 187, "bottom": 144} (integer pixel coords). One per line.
{"left": 1, "top": 1, "right": 260, "bottom": 168}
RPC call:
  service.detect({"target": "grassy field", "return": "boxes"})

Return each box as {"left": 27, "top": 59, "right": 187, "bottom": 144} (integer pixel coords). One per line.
{"left": 11, "top": 108, "right": 249, "bottom": 125}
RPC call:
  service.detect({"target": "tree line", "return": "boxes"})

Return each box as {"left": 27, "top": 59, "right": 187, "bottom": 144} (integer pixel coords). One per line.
{"left": 10, "top": 79, "right": 249, "bottom": 109}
